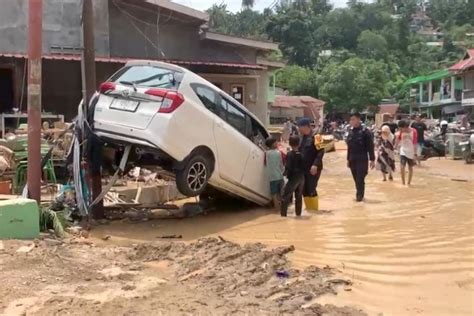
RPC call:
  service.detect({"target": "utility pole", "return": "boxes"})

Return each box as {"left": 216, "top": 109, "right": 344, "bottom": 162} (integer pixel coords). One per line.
{"left": 81, "top": 0, "right": 104, "bottom": 219}
{"left": 27, "top": 0, "right": 43, "bottom": 203}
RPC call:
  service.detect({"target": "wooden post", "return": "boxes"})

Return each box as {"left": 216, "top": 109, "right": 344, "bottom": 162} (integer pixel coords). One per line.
{"left": 27, "top": 0, "right": 43, "bottom": 203}
{"left": 81, "top": 0, "right": 104, "bottom": 219}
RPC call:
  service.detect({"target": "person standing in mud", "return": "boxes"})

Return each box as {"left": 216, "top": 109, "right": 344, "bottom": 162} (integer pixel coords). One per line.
{"left": 347, "top": 112, "right": 375, "bottom": 202}
{"left": 297, "top": 118, "right": 325, "bottom": 212}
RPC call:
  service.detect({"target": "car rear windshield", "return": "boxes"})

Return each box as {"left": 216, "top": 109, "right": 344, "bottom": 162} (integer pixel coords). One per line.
{"left": 110, "top": 65, "right": 181, "bottom": 89}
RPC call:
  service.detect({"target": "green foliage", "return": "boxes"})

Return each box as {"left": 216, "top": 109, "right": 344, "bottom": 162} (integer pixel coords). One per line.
{"left": 276, "top": 65, "right": 319, "bottom": 96}
{"left": 206, "top": 0, "right": 469, "bottom": 110}
{"left": 426, "top": 0, "right": 473, "bottom": 27}
{"left": 357, "top": 30, "right": 389, "bottom": 60}
{"left": 318, "top": 58, "right": 389, "bottom": 111}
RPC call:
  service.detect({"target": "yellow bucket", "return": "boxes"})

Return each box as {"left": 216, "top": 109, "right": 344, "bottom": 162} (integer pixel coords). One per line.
{"left": 304, "top": 196, "right": 319, "bottom": 213}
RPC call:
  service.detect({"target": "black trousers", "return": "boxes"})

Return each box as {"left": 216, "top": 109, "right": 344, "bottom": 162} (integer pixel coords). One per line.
{"left": 303, "top": 168, "right": 322, "bottom": 197}
{"left": 349, "top": 159, "right": 369, "bottom": 199}
{"left": 281, "top": 174, "right": 305, "bottom": 216}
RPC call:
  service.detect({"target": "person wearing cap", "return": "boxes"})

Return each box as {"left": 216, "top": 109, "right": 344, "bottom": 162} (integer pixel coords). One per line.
{"left": 297, "top": 118, "right": 325, "bottom": 212}
{"left": 347, "top": 112, "right": 375, "bottom": 202}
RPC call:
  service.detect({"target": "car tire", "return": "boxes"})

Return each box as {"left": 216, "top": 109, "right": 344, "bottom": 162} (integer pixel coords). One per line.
{"left": 176, "top": 155, "right": 210, "bottom": 197}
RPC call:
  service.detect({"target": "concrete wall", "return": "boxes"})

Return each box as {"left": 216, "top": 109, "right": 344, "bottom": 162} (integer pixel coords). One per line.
{"left": 108, "top": 0, "right": 256, "bottom": 63}
{"left": 0, "top": 57, "right": 27, "bottom": 112}
{"left": 41, "top": 60, "right": 122, "bottom": 120}
{"left": 269, "top": 107, "right": 305, "bottom": 121}
{"left": 0, "top": 0, "right": 109, "bottom": 55}
{"left": 200, "top": 71, "right": 269, "bottom": 126}
{"left": 0, "top": 0, "right": 270, "bottom": 124}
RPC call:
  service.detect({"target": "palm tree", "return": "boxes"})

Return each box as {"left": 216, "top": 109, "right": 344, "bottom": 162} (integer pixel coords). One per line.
{"left": 242, "top": 0, "right": 256, "bottom": 9}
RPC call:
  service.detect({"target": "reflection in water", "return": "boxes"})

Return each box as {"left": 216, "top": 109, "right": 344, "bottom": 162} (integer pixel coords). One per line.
{"left": 95, "top": 154, "right": 474, "bottom": 316}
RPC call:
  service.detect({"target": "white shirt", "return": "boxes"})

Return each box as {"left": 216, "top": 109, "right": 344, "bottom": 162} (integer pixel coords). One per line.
{"left": 399, "top": 129, "right": 417, "bottom": 159}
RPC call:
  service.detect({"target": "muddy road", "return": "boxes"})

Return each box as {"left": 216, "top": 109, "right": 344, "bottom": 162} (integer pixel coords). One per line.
{"left": 1, "top": 144, "right": 473, "bottom": 315}
{"left": 93, "top": 145, "right": 474, "bottom": 316}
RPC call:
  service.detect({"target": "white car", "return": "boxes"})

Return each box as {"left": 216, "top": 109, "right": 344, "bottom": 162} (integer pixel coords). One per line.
{"left": 92, "top": 60, "right": 271, "bottom": 205}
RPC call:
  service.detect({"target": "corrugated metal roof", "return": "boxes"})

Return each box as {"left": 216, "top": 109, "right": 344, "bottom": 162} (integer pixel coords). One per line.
{"left": 449, "top": 49, "right": 474, "bottom": 72}
{"left": 0, "top": 53, "right": 266, "bottom": 70}
{"left": 273, "top": 95, "right": 325, "bottom": 109}
{"left": 378, "top": 103, "right": 399, "bottom": 115}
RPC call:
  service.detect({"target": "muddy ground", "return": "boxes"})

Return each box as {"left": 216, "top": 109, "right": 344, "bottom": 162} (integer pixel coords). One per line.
{"left": 0, "top": 236, "right": 366, "bottom": 316}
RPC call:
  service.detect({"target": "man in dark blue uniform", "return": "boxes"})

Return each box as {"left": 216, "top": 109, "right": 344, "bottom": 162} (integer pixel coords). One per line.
{"left": 297, "top": 118, "right": 325, "bottom": 211}
{"left": 346, "top": 113, "right": 375, "bottom": 202}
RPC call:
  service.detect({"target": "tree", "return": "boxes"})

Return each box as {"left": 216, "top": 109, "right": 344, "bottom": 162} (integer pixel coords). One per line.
{"left": 266, "top": 6, "right": 322, "bottom": 66}
{"left": 242, "top": 0, "right": 256, "bottom": 9}
{"left": 207, "top": 4, "right": 232, "bottom": 33}
{"left": 318, "top": 58, "right": 389, "bottom": 111}
{"left": 318, "top": 9, "right": 361, "bottom": 50}
{"left": 276, "top": 65, "right": 319, "bottom": 96}
{"left": 205, "top": 0, "right": 468, "bottom": 113}
{"left": 357, "top": 30, "right": 389, "bottom": 60}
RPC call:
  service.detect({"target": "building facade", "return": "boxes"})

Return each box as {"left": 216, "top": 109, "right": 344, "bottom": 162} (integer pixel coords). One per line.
{"left": 0, "top": 0, "right": 281, "bottom": 128}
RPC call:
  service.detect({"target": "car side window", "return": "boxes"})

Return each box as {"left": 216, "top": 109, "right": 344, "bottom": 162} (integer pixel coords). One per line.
{"left": 248, "top": 116, "right": 268, "bottom": 149}
{"left": 220, "top": 98, "right": 247, "bottom": 135}
{"left": 191, "top": 84, "right": 219, "bottom": 114}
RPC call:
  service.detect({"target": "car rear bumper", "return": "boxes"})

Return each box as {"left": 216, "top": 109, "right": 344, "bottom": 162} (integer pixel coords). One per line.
{"left": 94, "top": 129, "right": 158, "bottom": 149}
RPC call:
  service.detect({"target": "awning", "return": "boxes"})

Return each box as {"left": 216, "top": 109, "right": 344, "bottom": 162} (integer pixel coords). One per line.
{"left": 404, "top": 75, "right": 427, "bottom": 86}
{"left": 0, "top": 53, "right": 266, "bottom": 70}
{"left": 404, "top": 69, "right": 451, "bottom": 86}
{"left": 424, "top": 69, "right": 450, "bottom": 81}
{"left": 442, "top": 104, "right": 463, "bottom": 114}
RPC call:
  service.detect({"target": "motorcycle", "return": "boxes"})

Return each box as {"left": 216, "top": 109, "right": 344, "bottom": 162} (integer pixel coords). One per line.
{"left": 459, "top": 133, "right": 474, "bottom": 164}
{"left": 422, "top": 133, "right": 446, "bottom": 159}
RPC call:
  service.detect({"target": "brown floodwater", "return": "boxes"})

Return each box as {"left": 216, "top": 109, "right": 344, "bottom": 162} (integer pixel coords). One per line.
{"left": 94, "top": 150, "right": 474, "bottom": 316}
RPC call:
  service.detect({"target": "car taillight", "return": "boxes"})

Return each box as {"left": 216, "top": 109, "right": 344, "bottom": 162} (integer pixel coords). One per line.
{"left": 145, "top": 88, "right": 185, "bottom": 113}
{"left": 99, "top": 82, "right": 116, "bottom": 94}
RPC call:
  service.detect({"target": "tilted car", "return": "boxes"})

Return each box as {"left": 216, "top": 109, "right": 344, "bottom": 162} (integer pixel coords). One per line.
{"left": 92, "top": 60, "right": 271, "bottom": 205}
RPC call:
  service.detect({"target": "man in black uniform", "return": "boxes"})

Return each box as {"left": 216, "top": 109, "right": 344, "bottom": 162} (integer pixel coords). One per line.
{"left": 346, "top": 113, "right": 375, "bottom": 202}
{"left": 297, "top": 118, "right": 325, "bottom": 211}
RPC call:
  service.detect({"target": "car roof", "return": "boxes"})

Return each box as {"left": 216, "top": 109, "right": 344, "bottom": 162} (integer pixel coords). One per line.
{"left": 123, "top": 60, "right": 267, "bottom": 130}
{"left": 125, "top": 60, "right": 189, "bottom": 73}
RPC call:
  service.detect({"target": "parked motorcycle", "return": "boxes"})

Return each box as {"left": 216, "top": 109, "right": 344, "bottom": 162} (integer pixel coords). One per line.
{"left": 422, "top": 133, "right": 446, "bottom": 159}
{"left": 459, "top": 133, "right": 474, "bottom": 164}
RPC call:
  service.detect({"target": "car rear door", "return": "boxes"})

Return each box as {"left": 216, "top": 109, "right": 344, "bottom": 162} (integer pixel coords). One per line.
{"left": 214, "top": 97, "right": 251, "bottom": 185}
{"left": 94, "top": 65, "right": 182, "bottom": 130}
{"left": 240, "top": 117, "right": 271, "bottom": 200}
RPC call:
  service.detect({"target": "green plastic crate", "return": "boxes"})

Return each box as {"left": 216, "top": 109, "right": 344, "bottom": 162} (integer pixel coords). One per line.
{"left": 0, "top": 198, "right": 40, "bottom": 239}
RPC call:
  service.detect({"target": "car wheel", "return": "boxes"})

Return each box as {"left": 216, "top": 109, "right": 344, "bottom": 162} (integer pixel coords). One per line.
{"left": 176, "top": 155, "right": 210, "bottom": 197}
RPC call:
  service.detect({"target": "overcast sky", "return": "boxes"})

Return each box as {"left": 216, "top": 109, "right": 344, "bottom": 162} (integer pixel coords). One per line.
{"left": 173, "top": 0, "right": 348, "bottom": 12}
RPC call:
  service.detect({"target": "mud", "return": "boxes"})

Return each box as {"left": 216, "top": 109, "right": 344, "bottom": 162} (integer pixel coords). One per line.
{"left": 0, "top": 237, "right": 365, "bottom": 316}
{"left": 92, "top": 142, "right": 474, "bottom": 316}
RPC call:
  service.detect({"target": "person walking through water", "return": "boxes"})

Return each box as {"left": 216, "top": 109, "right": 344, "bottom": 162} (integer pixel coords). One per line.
{"left": 264, "top": 137, "right": 284, "bottom": 211}
{"left": 297, "top": 118, "right": 325, "bottom": 212}
{"left": 395, "top": 120, "right": 418, "bottom": 186}
{"left": 376, "top": 125, "right": 395, "bottom": 182}
{"left": 410, "top": 114, "right": 427, "bottom": 165}
{"left": 347, "top": 112, "right": 375, "bottom": 202}
{"left": 281, "top": 135, "right": 305, "bottom": 217}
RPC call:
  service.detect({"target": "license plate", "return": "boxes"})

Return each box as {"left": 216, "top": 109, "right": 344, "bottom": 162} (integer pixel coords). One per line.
{"left": 110, "top": 99, "right": 139, "bottom": 112}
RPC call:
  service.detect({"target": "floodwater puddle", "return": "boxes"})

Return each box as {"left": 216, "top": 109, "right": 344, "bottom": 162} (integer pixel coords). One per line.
{"left": 94, "top": 153, "right": 474, "bottom": 316}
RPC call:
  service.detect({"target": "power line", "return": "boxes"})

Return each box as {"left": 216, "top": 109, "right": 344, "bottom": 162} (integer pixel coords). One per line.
{"left": 112, "top": 0, "right": 166, "bottom": 57}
